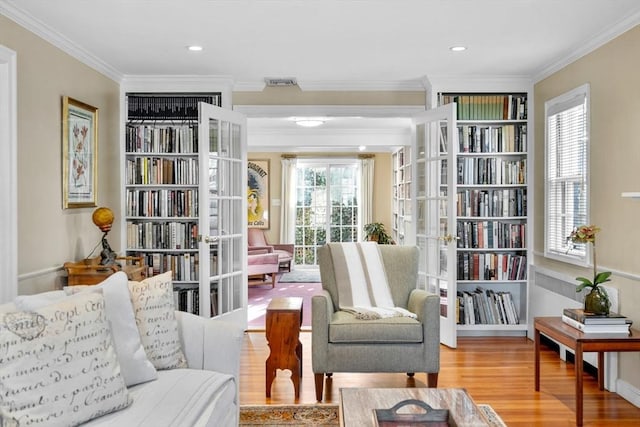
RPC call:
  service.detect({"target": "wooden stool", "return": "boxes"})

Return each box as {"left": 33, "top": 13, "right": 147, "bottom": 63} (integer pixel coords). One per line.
{"left": 265, "top": 297, "right": 303, "bottom": 398}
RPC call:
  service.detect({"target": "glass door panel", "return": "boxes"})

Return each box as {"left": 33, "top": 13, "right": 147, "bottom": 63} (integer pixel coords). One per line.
{"left": 413, "top": 103, "right": 457, "bottom": 348}
{"left": 199, "top": 103, "right": 246, "bottom": 328}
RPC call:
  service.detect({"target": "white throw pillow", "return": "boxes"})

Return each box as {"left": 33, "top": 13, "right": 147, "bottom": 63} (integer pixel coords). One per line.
{"left": 0, "top": 292, "right": 131, "bottom": 426}
{"left": 128, "top": 271, "right": 187, "bottom": 370}
{"left": 62, "top": 272, "right": 158, "bottom": 386}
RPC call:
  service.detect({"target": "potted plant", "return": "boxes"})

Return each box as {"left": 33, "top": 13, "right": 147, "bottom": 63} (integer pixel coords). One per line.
{"left": 363, "top": 222, "right": 395, "bottom": 244}
{"left": 567, "top": 224, "right": 612, "bottom": 315}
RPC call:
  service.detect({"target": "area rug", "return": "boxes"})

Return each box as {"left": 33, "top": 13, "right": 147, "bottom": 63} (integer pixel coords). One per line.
{"left": 240, "top": 404, "right": 338, "bottom": 426}
{"left": 278, "top": 269, "right": 321, "bottom": 283}
{"left": 239, "top": 403, "right": 506, "bottom": 426}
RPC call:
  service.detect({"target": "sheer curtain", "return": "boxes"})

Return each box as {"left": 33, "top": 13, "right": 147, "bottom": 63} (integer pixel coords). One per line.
{"left": 280, "top": 156, "right": 297, "bottom": 244}
{"left": 359, "top": 156, "right": 375, "bottom": 236}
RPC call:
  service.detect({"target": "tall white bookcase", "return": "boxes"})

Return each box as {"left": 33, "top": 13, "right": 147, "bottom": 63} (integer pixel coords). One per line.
{"left": 392, "top": 146, "right": 412, "bottom": 245}
{"left": 413, "top": 84, "right": 531, "bottom": 348}
{"left": 120, "top": 80, "right": 247, "bottom": 328}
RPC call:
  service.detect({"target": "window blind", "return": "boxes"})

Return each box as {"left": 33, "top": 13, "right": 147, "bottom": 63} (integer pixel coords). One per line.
{"left": 545, "top": 84, "right": 589, "bottom": 263}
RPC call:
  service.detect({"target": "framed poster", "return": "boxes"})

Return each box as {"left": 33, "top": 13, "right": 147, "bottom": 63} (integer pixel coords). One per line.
{"left": 247, "top": 159, "right": 270, "bottom": 229}
{"left": 62, "top": 96, "right": 98, "bottom": 208}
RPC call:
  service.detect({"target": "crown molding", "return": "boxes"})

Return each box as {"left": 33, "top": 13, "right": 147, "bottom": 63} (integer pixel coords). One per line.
{"left": 233, "top": 80, "right": 267, "bottom": 92}
{"left": 297, "top": 79, "right": 426, "bottom": 91}
{"left": 0, "top": 0, "right": 123, "bottom": 82}
{"left": 426, "top": 75, "right": 534, "bottom": 92}
{"left": 234, "top": 105, "right": 425, "bottom": 118}
{"left": 532, "top": 10, "right": 640, "bottom": 83}
{"left": 121, "top": 74, "right": 235, "bottom": 91}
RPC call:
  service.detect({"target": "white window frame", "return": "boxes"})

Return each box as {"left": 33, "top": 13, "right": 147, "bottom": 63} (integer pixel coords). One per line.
{"left": 544, "top": 83, "right": 590, "bottom": 266}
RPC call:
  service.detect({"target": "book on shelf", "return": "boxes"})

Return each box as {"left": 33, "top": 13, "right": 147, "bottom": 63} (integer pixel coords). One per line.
{"left": 561, "top": 315, "right": 631, "bottom": 334}
{"left": 562, "top": 308, "right": 628, "bottom": 325}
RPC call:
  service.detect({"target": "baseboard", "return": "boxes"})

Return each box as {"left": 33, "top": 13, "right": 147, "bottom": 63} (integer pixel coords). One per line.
{"left": 616, "top": 379, "right": 640, "bottom": 408}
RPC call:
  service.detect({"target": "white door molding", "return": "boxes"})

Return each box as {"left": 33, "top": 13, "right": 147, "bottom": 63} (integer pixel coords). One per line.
{"left": 0, "top": 45, "right": 18, "bottom": 302}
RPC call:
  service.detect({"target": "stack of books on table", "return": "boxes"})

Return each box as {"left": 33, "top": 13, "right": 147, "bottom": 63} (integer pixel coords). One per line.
{"left": 562, "top": 308, "right": 632, "bottom": 334}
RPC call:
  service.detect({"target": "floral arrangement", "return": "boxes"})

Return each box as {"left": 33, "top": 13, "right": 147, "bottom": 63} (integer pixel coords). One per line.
{"left": 568, "top": 224, "right": 612, "bottom": 292}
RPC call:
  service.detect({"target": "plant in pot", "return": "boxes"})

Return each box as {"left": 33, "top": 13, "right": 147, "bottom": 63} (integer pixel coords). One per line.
{"left": 568, "top": 224, "right": 611, "bottom": 315}
{"left": 363, "top": 222, "right": 395, "bottom": 244}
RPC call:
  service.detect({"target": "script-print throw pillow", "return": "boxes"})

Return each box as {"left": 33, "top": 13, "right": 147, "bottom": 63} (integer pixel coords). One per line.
{"left": 128, "top": 271, "right": 187, "bottom": 370}
{"left": 0, "top": 292, "right": 131, "bottom": 426}
{"left": 61, "top": 272, "right": 158, "bottom": 387}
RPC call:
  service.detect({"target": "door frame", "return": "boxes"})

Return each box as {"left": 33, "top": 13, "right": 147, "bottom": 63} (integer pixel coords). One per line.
{"left": 0, "top": 45, "right": 18, "bottom": 303}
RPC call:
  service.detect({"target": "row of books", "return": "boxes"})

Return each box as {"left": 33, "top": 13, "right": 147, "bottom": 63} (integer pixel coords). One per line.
{"left": 172, "top": 288, "right": 219, "bottom": 316}
{"left": 457, "top": 252, "right": 527, "bottom": 281}
{"left": 125, "top": 157, "right": 199, "bottom": 185}
{"left": 125, "top": 124, "right": 198, "bottom": 153}
{"left": 457, "top": 288, "right": 520, "bottom": 325}
{"left": 126, "top": 221, "right": 199, "bottom": 250}
{"left": 457, "top": 124, "right": 527, "bottom": 153}
{"left": 127, "top": 94, "right": 220, "bottom": 121}
{"left": 126, "top": 188, "right": 198, "bottom": 218}
{"left": 457, "top": 188, "right": 527, "bottom": 218}
{"left": 457, "top": 220, "right": 525, "bottom": 249}
{"left": 440, "top": 94, "right": 527, "bottom": 121}
{"left": 562, "top": 308, "right": 632, "bottom": 334}
{"left": 457, "top": 157, "right": 526, "bottom": 185}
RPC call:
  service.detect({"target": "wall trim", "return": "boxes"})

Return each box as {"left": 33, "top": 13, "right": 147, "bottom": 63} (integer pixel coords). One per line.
{"left": 533, "top": 10, "right": 640, "bottom": 82}
{"left": 18, "top": 265, "right": 61, "bottom": 282}
{"left": 532, "top": 250, "right": 640, "bottom": 282}
{"left": 0, "top": 44, "right": 17, "bottom": 303}
{"left": 616, "top": 379, "right": 640, "bottom": 408}
{"left": 234, "top": 105, "right": 425, "bottom": 118}
{"left": 0, "top": 0, "right": 122, "bottom": 82}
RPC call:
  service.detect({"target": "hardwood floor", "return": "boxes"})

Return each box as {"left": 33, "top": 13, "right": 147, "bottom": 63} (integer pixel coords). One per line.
{"left": 240, "top": 332, "right": 640, "bottom": 426}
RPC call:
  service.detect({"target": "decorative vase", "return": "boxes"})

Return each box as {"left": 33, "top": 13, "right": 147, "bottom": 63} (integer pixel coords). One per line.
{"left": 584, "top": 286, "right": 611, "bottom": 315}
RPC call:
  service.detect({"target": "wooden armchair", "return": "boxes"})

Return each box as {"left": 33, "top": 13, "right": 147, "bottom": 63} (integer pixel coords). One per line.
{"left": 247, "top": 228, "right": 293, "bottom": 272}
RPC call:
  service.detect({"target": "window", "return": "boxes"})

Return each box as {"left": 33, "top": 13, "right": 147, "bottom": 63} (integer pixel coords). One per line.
{"left": 294, "top": 160, "right": 360, "bottom": 266}
{"left": 544, "top": 84, "right": 590, "bottom": 264}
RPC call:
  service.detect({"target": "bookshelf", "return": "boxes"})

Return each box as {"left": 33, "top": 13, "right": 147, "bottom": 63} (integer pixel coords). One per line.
{"left": 443, "top": 92, "right": 529, "bottom": 335}
{"left": 123, "top": 92, "right": 247, "bottom": 323}
{"left": 413, "top": 91, "right": 530, "bottom": 346}
{"left": 391, "top": 146, "right": 412, "bottom": 245}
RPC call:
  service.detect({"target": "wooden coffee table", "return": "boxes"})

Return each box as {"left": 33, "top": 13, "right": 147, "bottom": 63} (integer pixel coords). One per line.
{"left": 340, "top": 388, "right": 489, "bottom": 426}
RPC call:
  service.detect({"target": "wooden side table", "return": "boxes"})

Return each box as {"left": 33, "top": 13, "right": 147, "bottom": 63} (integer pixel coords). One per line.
{"left": 64, "top": 256, "right": 147, "bottom": 286}
{"left": 534, "top": 316, "right": 640, "bottom": 426}
{"left": 265, "top": 297, "right": 303, "bottom": 398}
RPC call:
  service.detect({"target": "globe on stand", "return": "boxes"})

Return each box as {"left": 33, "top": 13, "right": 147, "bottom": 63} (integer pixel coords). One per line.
{"left": 92, "top": 207, "right": 117, "bottom": 265}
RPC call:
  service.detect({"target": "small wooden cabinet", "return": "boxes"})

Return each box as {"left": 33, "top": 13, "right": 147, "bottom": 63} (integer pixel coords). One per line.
{"left": 64, "top": 256, "right": 147, "bottom": 286}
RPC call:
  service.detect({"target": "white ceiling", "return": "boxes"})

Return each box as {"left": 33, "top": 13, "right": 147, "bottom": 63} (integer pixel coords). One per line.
{"left": 3, "top": 0, "right": 640, "bottom": 151}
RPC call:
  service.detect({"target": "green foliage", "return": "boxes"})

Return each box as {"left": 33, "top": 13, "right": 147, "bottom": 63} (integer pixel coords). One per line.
{"left": 575, "top": 271, "right": 612, "bottom": 292}
{"left": 363, "top": 222, "right": 394, "bottom": 244}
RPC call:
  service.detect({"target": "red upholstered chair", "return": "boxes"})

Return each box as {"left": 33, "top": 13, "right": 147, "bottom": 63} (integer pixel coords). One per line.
{"left": 247, "top": 228, "right": 294, "bottom": 272}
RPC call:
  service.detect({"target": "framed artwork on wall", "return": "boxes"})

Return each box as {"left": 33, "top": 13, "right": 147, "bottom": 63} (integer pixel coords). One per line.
{"left": 247, "top": 159, "right": 270, "bottom": 229}
{"left": 62, "top": 96, "right": 98, "bottom": 209}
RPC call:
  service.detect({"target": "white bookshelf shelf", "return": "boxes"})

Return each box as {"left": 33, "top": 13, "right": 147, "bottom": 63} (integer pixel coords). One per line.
{"left": 621, "top": 192, "right": 640, "bottom": 199}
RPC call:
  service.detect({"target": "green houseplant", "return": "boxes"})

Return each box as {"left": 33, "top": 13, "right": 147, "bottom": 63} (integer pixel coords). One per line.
{"left": 363, "top": 222, "right": 394, "bottom": 244}
{"left": 568, "top": 224, "right": 611, "bottom": 315}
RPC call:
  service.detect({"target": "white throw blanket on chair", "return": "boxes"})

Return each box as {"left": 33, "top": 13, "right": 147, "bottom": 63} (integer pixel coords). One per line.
{"left": 328, "top": 242, "right": 417, "bottom": 320}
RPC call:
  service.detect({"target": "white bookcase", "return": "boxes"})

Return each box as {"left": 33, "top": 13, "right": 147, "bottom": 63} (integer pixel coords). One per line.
{"left": 413, "top": 88, "right": 531, "bottom": 347}
{"left": 121, "top": 87, "right": 247, "bottom": 327}
{"left": 391, "top": 146, "right": 412, "bottom": 245}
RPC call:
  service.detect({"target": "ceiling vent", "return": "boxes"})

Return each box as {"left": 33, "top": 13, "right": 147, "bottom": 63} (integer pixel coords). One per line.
{"left": 264, "top": 77, "right": 298, "bottom": 87}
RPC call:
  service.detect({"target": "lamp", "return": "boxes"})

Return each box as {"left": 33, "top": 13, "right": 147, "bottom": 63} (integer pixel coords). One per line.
{"left": 92, "top": 207, "right": 117, "bottom": 266}
{"left": 295, "top": 119, "right": 325, "bottom": 127}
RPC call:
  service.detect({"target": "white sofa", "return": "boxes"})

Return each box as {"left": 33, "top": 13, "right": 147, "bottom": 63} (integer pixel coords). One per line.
{"left": 83, "top": 311, "right": 243, "bottom": 426}
{"left": 0, "top": 271, "right": 243, "bottom": 426}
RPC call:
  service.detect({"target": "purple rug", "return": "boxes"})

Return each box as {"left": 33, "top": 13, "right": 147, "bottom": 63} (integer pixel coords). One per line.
{"left": 247, "top": 280, "right": 322, "bottom": 329}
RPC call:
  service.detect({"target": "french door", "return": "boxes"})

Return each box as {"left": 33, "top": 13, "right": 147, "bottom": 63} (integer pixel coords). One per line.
{"left": 294, "top": 160, "right": 360, "bottom": 266}
{"left": 198, "top": 103, "right": 247, "bottom": 328}
{"left": 413, "top": 103, "right": 457, "bottom": 348}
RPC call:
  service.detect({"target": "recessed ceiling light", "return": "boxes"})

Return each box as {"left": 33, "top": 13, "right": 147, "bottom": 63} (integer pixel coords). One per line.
{"left": 295, "top": 119, "right": 325, "bottom": 128}
{"left": 187, "top": 45, "right": 203, "bottom": 52}
{"left": 450, "top": 46, "right": 466, "bottom": 52}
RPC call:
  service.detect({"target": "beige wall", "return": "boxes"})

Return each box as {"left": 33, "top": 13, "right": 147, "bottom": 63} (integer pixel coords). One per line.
{"left": 248, "top": 151, "right": 393, "bottom": 244}
{"left": 534, "top": 25, "right": 640, "bottom": 390}
{"left": 0, "top": 15, "right": 121, "bottom": 294}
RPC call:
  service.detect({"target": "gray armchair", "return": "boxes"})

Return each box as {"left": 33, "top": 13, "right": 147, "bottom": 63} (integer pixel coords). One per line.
{"left": 312, "top": 244, "right": 440, "bottom": 401}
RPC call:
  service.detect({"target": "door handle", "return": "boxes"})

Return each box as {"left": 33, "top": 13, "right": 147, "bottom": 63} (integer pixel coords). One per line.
{"left": 199, "top": 235, "right": 219, "bottom": 244}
